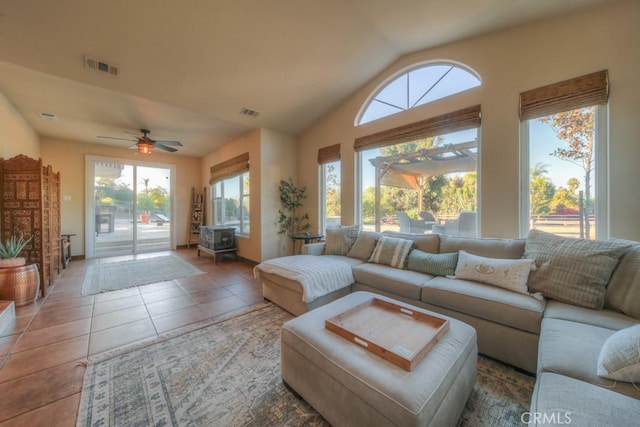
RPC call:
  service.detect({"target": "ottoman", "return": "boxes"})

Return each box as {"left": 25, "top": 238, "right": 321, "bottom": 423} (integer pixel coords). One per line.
{"left": 281, "top": 291, "right": 477, "bottom": 427}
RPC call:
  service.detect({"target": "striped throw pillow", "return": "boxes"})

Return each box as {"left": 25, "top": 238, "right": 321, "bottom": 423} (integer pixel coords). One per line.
{"left": 407, "top": 250, "right": 458, "bottom": 276}
{"left": 368, "top": 236, "right": 414, "bottom": 269}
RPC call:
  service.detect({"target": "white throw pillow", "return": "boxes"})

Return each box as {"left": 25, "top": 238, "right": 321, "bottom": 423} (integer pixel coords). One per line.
{"left": 597, "top": 324, "right": 640, "bottom": 384}
{"left": 454, "top": 250, "right": 538, "bottom": 296}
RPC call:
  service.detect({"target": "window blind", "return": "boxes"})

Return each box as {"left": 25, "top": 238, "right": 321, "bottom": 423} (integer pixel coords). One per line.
{"left": 353, "top": 105, "right": 481, "bottom": 152}
{"left": 209, "top": 152, "right": 249, "bottom": 184}
{"left": 317, "top": 143, "right": 341, "bottom": 164}
{"left": 519, "top": 70, "right": 608, "bottom": 121}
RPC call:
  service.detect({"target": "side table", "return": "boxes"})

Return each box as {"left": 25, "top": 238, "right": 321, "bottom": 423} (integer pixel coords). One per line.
{"left": 60, "top": 233, "right": 76, "bottom": 269}
{"left": 289, "top": 233, "right": 324, "bottom": 255}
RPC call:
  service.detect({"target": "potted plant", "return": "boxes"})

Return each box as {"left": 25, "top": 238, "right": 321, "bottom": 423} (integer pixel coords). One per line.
{"left": 277, "top": 178, "right": 310, "bottom": 236}
{"left": 0, "top": 234, "right": 32, "bottom": 268}
{"left": 0, "top": 234, "right": 40, "bottom": 306}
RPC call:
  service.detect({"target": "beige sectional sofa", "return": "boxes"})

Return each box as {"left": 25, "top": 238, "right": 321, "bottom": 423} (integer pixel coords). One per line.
{"left": 256, "top": 228, "right": 640, "bottom": 424}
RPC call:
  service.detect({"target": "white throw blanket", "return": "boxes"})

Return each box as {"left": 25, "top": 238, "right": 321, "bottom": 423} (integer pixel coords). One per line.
{"left": 254, "top": 255, "right": 354, "bottom": 303}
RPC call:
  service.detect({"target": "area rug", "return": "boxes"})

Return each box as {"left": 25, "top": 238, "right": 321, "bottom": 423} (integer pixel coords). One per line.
{"left": 81, "top": 255, "right": 203, "bottom": 295}
{"left": 77, "top": 303, "right": 535, "bottom": 426}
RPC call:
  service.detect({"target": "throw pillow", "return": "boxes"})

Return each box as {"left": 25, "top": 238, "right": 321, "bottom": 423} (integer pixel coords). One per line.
{"left": 368, "top": 236, "right": 414, "bottom": 269}
{"left": 605, "top": 240, "right": 640, "bottom": 320}
{"left": 454, "top": 250, "right": 537, "bottom": 296}
{"left": 407, "top": 250, "right": 458, "bottom": 276}
{"left": 325, "top": 225, "right": 360, "bottom": 256}
{"left": 346, "top": 231, "right": 380, "bottom": 261}
{"left": 597, "top": 324, "right": 640, "bottom": 384}
{"left": 524, "top": 229, "right": 632, "bottom": 309}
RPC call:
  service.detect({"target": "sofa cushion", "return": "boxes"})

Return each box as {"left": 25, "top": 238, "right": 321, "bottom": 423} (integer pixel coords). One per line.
{"left": 524, "top": 229, "right": 631, "bottom": 309}
{"left": 597, "top": 324, "right": 640, "bottom": 383}
{"left": 368, "top": 236, "right": 413, "bottom": 268}
{"left": 352, "top": 263, "right": 431, "bottom": 300}
{"left": 407, "top": 250, "right": 458, "bottom": 276}
{"left": 454, "top": 250, "right": 536, "bottom": 296}
{"left": 538, "top": 317, "right": 640, "bottom": 399}
{"left": 530, "top": 373, "right": 640, "bottom": 427}
{"left": 543, "top": 300, "right": 639, "bottom": 331}
{"left": 439, "top": 235, "right": 525, "bottom": 259}
{"left": 346, "top": 231, "right": 380, "bottom": 261}
{"left": 422, "top": 276, "right": 545, "bottom": 334}
{"left": 382, "top": 231, "right": 439, "bottom": 254}
{"left": 605, "top": 240, "right": 640, "bottom": 319}
{"left": 325, "top": 225, "right": 360, "bottom": 256}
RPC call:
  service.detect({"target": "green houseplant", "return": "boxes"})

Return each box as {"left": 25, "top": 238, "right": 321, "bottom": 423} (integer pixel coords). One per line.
{"left": 277, "top": 178, "right": 310, "bottom": 236}
{"left": 0, "top": 234, "right": 33, "bottom": 268}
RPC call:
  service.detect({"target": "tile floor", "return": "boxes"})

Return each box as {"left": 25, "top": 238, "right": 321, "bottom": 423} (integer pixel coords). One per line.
{"left": 0, "top": 248, "right": 263, "bottom": 426}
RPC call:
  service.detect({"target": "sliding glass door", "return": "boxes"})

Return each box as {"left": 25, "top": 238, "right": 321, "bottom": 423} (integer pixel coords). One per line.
{"left": 86, "top": 156, "right": 175, "bottom": 258}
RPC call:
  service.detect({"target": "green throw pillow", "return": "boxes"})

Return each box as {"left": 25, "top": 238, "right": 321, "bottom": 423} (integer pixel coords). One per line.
{"left": 524, "top": 229, "right": 632, "bottom": 309}
{"left": 407, "top": 250, "right": 458, "bottom": 276}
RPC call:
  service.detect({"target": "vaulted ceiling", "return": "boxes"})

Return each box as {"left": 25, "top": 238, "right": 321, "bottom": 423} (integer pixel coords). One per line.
{"left": 0, "top": 0, "right": 612, "bottom": 157}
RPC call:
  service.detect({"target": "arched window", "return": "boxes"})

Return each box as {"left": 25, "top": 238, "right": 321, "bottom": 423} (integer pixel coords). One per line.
{"left": 357, "top": 62, "right": 481, "bottom": 125}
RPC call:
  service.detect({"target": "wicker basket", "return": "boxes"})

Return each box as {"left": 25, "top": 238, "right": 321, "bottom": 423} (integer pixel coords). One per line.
{"left": 0, "top": 264, "right": 40, "bottom": 306}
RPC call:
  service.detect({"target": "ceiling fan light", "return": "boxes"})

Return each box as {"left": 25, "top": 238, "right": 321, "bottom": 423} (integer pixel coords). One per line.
{"left": 137, "top": 142, "right": 154, "bottom": 154}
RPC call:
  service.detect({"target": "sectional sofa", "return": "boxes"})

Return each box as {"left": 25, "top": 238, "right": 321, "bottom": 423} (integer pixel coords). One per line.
{"left": 255, "top": 227, "right": 640, "bottom": 425}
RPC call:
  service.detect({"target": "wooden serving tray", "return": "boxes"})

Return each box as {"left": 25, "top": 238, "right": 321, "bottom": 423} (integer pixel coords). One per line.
{"left": 325, "top": 298, "right": 449, "bottom": 371}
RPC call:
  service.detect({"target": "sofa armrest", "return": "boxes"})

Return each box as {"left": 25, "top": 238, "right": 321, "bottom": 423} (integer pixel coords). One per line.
{"left": 302, "top": 242, "right": 326, "bottom": 255}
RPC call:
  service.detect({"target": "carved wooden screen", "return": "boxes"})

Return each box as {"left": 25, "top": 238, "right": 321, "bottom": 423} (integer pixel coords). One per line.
{"left": 0, "top": 155, "right": 51, "bottom": 297}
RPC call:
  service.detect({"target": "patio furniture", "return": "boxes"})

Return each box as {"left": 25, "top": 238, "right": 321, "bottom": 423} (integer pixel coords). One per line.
{"left": 397, "top": 211, "right": 436, "bottom": 234}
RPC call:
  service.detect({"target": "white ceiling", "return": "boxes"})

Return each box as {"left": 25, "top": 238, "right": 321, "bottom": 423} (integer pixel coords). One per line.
{"left": 0, "top": 0, "right": 612, "bottom": 157}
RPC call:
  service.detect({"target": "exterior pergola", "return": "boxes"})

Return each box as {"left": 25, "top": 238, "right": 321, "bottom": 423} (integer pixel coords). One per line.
{"left": 368, "top": 140, "right": 477, "bottom": 230}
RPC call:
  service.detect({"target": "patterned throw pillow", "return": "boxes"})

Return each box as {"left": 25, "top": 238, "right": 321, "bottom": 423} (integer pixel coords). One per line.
{"left": 605, "top": 240, "right": 640, "bottom": 320}
{"left": 454, "top": 250, "right": 537, "bottom": 296}
{"left": 597, "top": 324, "right": 640, "bottom": 383}
{"left": 407, "top": 250, "right": 458, "bottom": 276}
{"left": 324, "top": 225, "right": 361, "bottom": 256}
{"left": 524, "top": 230, "right": 631, "bottom": 309}
{"left": 368, "top": 236, "right": 414, "bottom": 269}
{"left": 346, "top": 231, "right": 380, "bottom": 261}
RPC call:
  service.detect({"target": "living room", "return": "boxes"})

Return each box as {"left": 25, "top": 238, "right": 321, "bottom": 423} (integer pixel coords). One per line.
{"left": 1, "top": 0, "right": 639, "bottom": 425}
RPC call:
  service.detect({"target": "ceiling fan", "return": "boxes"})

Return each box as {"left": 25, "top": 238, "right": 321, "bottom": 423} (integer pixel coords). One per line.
{"left": 98, "top": 129, "right": 183, "bottom": 154}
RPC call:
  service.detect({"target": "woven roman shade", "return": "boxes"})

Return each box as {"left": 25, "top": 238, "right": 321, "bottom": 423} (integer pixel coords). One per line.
{"left": 317, "top": 143, "right": 341, "bottom": 164}
{"left": 209, "top": 152, "right": 249, "bottom": 184}
{"left": 354, "top": 105, "right": 481, "bottom": 152}
{"left": 519, "top": 70, "right": 608, "bottom": 120}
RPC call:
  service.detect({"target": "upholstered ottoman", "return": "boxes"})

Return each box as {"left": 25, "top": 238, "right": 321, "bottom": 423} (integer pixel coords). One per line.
{"left": 281, "top": 291, "right": 478, "bottom": 427}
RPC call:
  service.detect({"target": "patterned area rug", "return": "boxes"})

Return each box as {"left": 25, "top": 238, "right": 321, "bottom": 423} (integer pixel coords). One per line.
{"left": 81, "top": 255, "right": 203, "bottom": 295}
{"left": 77, "top": 303, "right": 534, "bottom": 426}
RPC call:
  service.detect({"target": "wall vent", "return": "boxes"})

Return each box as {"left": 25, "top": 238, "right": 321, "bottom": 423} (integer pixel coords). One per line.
{"left": 84, "top": 55, "right": 119, "bottom": 76}
{"left": 38, "top": 112, "right": 57, "bottom": 121}
{"left": 240, "top": 107, "right": 260, "bottom": 118}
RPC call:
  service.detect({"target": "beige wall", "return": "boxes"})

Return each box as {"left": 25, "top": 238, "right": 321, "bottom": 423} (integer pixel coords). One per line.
{"left": 41, "top": 137, "right": 202, "bottom": 256}
{"left": 297, "top": 0, "right": 640, "bottom": 241}
{"left": 201, "top": 128, "right": 297, "bottom": 263}
{"left": 0, "top": 91, "right": 39, "bottom": 159}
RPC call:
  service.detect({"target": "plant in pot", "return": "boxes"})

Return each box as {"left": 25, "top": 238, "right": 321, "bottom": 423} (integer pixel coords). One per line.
{"left": 0, "top": 234, "right": 32, "bottom": 268}
{"left": 277, "top": 178, "right": 310, "bottom": 236}
{"left": 0, "top": 233, "right": 40, "bottom": 306}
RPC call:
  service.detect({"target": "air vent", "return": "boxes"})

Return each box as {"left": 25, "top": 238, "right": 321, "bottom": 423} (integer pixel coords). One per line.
{"left": 38, "top": 112, "right": 57, "bottom": 121}
{"left": 240, "top": 107, "right": 260, "bottom": 118}
{"left": 84, "top": 55, "right": 119, "bottom": 76}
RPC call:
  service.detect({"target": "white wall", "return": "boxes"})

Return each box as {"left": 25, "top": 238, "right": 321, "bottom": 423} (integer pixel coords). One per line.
{"left": 297, "top": 0, "right": 640, "bottom": 241}
{"left": 0, "top": 90, "right": 39, "bottom": 159}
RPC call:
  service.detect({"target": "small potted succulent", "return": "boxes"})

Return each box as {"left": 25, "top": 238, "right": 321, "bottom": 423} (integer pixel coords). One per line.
{"left": 0, "top": 234, "right": 33, "bottom": 268}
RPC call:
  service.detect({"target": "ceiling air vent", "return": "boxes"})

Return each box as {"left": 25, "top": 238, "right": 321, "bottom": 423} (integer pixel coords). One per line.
{"left": 84, "top": 55, "right": 119, "bottom": 76}
{"left": 240, "top": 107, "right": 260, "bottom": 118}
{"left": 38, "top": 112, "right": 57, "bottom": 121}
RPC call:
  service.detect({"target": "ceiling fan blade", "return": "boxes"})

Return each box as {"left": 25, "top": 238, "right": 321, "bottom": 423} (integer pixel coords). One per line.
{"left": 98, "top": 136, "right": 137, "bottom": 142}
{"left": 155, "top": 143, "right": 178, "bottom": 153}
{"left": 153, "top": 140, "right": 183, "bottom": 146}
{"left": 128, "top": 144, "right": 138, "bottom": 149}
{"left": 124, "top": 130, "right": 141, "bottom": 137}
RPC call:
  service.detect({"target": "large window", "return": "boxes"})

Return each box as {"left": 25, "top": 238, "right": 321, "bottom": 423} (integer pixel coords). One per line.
{"left": 320, "top": 161, "right": 341, "bottom": 233}
{"left": 318, "top": 143, "right": 341, "bottom": 234}
{"left": 356, "top": 106, "right": 480, "bottom": 237}
{"left": 519, "top": 71, "right": 608, "bottom": 239}
{"left": 357, "top": 63, "right": 481, "bottom": 125}
{"left": 212, "top": 172, "right": 250, "bottom": 235}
